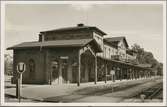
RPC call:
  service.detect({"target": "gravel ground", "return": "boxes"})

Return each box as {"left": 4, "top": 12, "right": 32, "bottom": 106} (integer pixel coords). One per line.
{"left": 58, "top": 78, "right": 162, "bottom": 103}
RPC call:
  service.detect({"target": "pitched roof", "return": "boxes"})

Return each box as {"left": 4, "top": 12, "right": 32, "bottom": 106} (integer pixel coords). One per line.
{"left": 104, "top": 36, "right": 129, "bottom": 48}
{"left": 7, "top": 39, "right": 93, "bottom": 50}
{"left": 103, "top": 40, "right": 118, "bottom": 49}
{"left": 105, "top": 36, "right": 125, "bottom": 41}
{"left": 40, "top": 25, "right": 106, "bottom": 36}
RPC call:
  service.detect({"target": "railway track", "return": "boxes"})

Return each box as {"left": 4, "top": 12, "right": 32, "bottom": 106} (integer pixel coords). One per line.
{"left": 135, "top": 83, "right": 163, "bottom": 100}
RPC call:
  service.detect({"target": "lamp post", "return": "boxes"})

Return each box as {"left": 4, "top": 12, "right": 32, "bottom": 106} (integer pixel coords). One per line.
{"left": 16, "top": 62, "right": 26, "bottom": 102}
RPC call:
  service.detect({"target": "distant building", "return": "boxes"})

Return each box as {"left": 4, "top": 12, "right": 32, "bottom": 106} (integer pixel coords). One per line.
{"left": 8, "top": 24, "right": 152, "bottom": 86}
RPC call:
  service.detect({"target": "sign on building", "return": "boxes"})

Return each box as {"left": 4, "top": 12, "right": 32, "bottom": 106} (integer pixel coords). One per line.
{"left": 110, "top": 70, "right": 115, "bottom": 75}
{"left": 17, "top": 62, "right": 26, "bottom": 74}
{"left": 60, "top": 56, "right": 69, "bottom": 59}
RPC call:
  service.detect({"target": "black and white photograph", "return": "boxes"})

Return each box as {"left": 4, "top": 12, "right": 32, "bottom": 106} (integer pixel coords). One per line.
{"left": 0, "top": 0, "right": 166, "bottom": 106}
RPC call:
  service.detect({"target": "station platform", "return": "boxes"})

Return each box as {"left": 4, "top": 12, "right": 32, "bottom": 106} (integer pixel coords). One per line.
{"left": 5, "top": 76, "right": 162, "bottom": 102}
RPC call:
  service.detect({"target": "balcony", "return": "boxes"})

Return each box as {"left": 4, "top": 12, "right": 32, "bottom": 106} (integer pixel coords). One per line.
{"left": 125, "top": 59, "right": 138, "bottom": 65}
{"left": 111, "top": 55, "right": 121, "bottom": 61}
{"left": 111, "top": 55, "right": 138, "bottom": 64}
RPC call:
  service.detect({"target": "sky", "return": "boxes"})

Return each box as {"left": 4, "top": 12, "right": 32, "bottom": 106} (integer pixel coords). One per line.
{"left": 4, "top": 4, "right": 163, "bottom": 62}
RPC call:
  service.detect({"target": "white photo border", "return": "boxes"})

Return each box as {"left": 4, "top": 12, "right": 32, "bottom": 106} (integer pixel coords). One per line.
{"left": 1, "top": 0, "right": 166, "bottom": 106}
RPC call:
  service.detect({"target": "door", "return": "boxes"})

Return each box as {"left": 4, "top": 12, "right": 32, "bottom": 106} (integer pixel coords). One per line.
{"left": 29, "top": 59, "right": 36, "bottom": 80}
{"left": 51, "top": 58, "right": 68, "bottom": 84}
{"left": 51, "top": 60, "right": 59, "bottom": 84}
{"left": 61, "top": 59, "right": 68, "bottom": 83}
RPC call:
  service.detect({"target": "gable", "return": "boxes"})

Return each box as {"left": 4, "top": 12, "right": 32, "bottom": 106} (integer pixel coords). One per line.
{"left": 104, "top": 36, "right": 129, "bottom": 48}
{"left": 118, "top": 39, "right": 128, "bottom": 49}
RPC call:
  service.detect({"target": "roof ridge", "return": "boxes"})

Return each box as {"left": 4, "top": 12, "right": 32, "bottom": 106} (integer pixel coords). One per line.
{"left": 40, "top": 24, "right": 106, "bottom": 35}
{"left": 40, "top": 25, "right": 94, "bottom": 33}
{"left": 7, "top": 39, "right": 94, "bottom": 50}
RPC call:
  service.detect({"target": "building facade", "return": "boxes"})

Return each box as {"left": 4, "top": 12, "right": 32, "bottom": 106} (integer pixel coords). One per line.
{"left": 8, "top": 24, "right": 152, "bottom": 86}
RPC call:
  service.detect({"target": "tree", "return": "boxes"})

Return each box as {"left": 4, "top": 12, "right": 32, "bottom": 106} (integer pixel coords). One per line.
{"left": 157, "top": 63, "right": 163, "bottom": 76}
{"left": 4, "top": 54, "right": 13, "bottom": 75}
{"left": 131, "top": 43, "right": 162, "bottom": 75}
{"left": 131, "top": 43, "right": 144, "bottom": 55}
{"left": 131, "top": 43, "right": 144, "bottom": 64}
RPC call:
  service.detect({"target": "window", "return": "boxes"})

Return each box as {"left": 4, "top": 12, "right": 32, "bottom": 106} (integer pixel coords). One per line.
{"left": 45, "top": 37, "right": 49, "bottom": 41}
{"left": 108, "top": 48, "right": 111, "bottom": 58}
{"left": 29, "top": 59, "right": 35, "bottom": 79}
{"left": 52, "top": 37, "right": 55, "bottom": 40}
{"left": 121, "top": 44, "right": 123, "bottom": 49}
{"left": 112, "top": 49, "right": 114, "bottom": 55}
{"left": 104, "top": 47, "right": 106, "bottom": 58}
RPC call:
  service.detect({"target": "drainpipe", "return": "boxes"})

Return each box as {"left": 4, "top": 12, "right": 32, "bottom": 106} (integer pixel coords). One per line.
{"left": 39, "top": 33, "right": 45, "bottom": 51}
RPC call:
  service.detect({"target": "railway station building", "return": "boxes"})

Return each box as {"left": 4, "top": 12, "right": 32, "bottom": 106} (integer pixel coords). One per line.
{"left": 8, "top": 24, "right": 152, "bottom": 86}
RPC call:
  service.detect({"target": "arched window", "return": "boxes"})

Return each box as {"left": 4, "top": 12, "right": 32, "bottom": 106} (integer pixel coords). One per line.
{"left": 29, "top": 59, "right": 35, "bottom": 79}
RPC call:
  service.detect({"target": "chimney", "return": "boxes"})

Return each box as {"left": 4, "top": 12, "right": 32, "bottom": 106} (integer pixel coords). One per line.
{"left": 77, "top": 23, "right": 84, "bottom": 27}
{"left": 39, "top": 33, "right": 44, "bottom": 42}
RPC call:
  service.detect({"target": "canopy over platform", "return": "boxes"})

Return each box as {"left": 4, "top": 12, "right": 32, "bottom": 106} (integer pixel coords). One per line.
{"left": 97, "top": 56, "right": 151, "bottom": 70}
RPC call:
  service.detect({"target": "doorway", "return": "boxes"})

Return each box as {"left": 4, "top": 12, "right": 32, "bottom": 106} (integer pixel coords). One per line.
{"left": 51, "top": 60, "right": 59, "bottom": 84}
{"left": 61, "top": 58, "right": 68, "bottom": 83}
{"left": 51, "top": 58, "right": 68, "bottom": 84}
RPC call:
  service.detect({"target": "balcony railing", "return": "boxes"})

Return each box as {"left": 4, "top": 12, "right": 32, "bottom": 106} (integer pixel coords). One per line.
{"left": 111, "top": 55, "right": 138, "bottom": 64}
{"left": 111, "top": 55, "right": 127, "bottom": 61}
{"left": 111, "top": 55, "right": 120, "bottom": 60}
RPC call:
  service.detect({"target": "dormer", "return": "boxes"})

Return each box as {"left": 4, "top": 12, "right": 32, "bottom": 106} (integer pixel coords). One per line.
{"left": 104, "top": 36, "right": 129, "bottom": 49}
